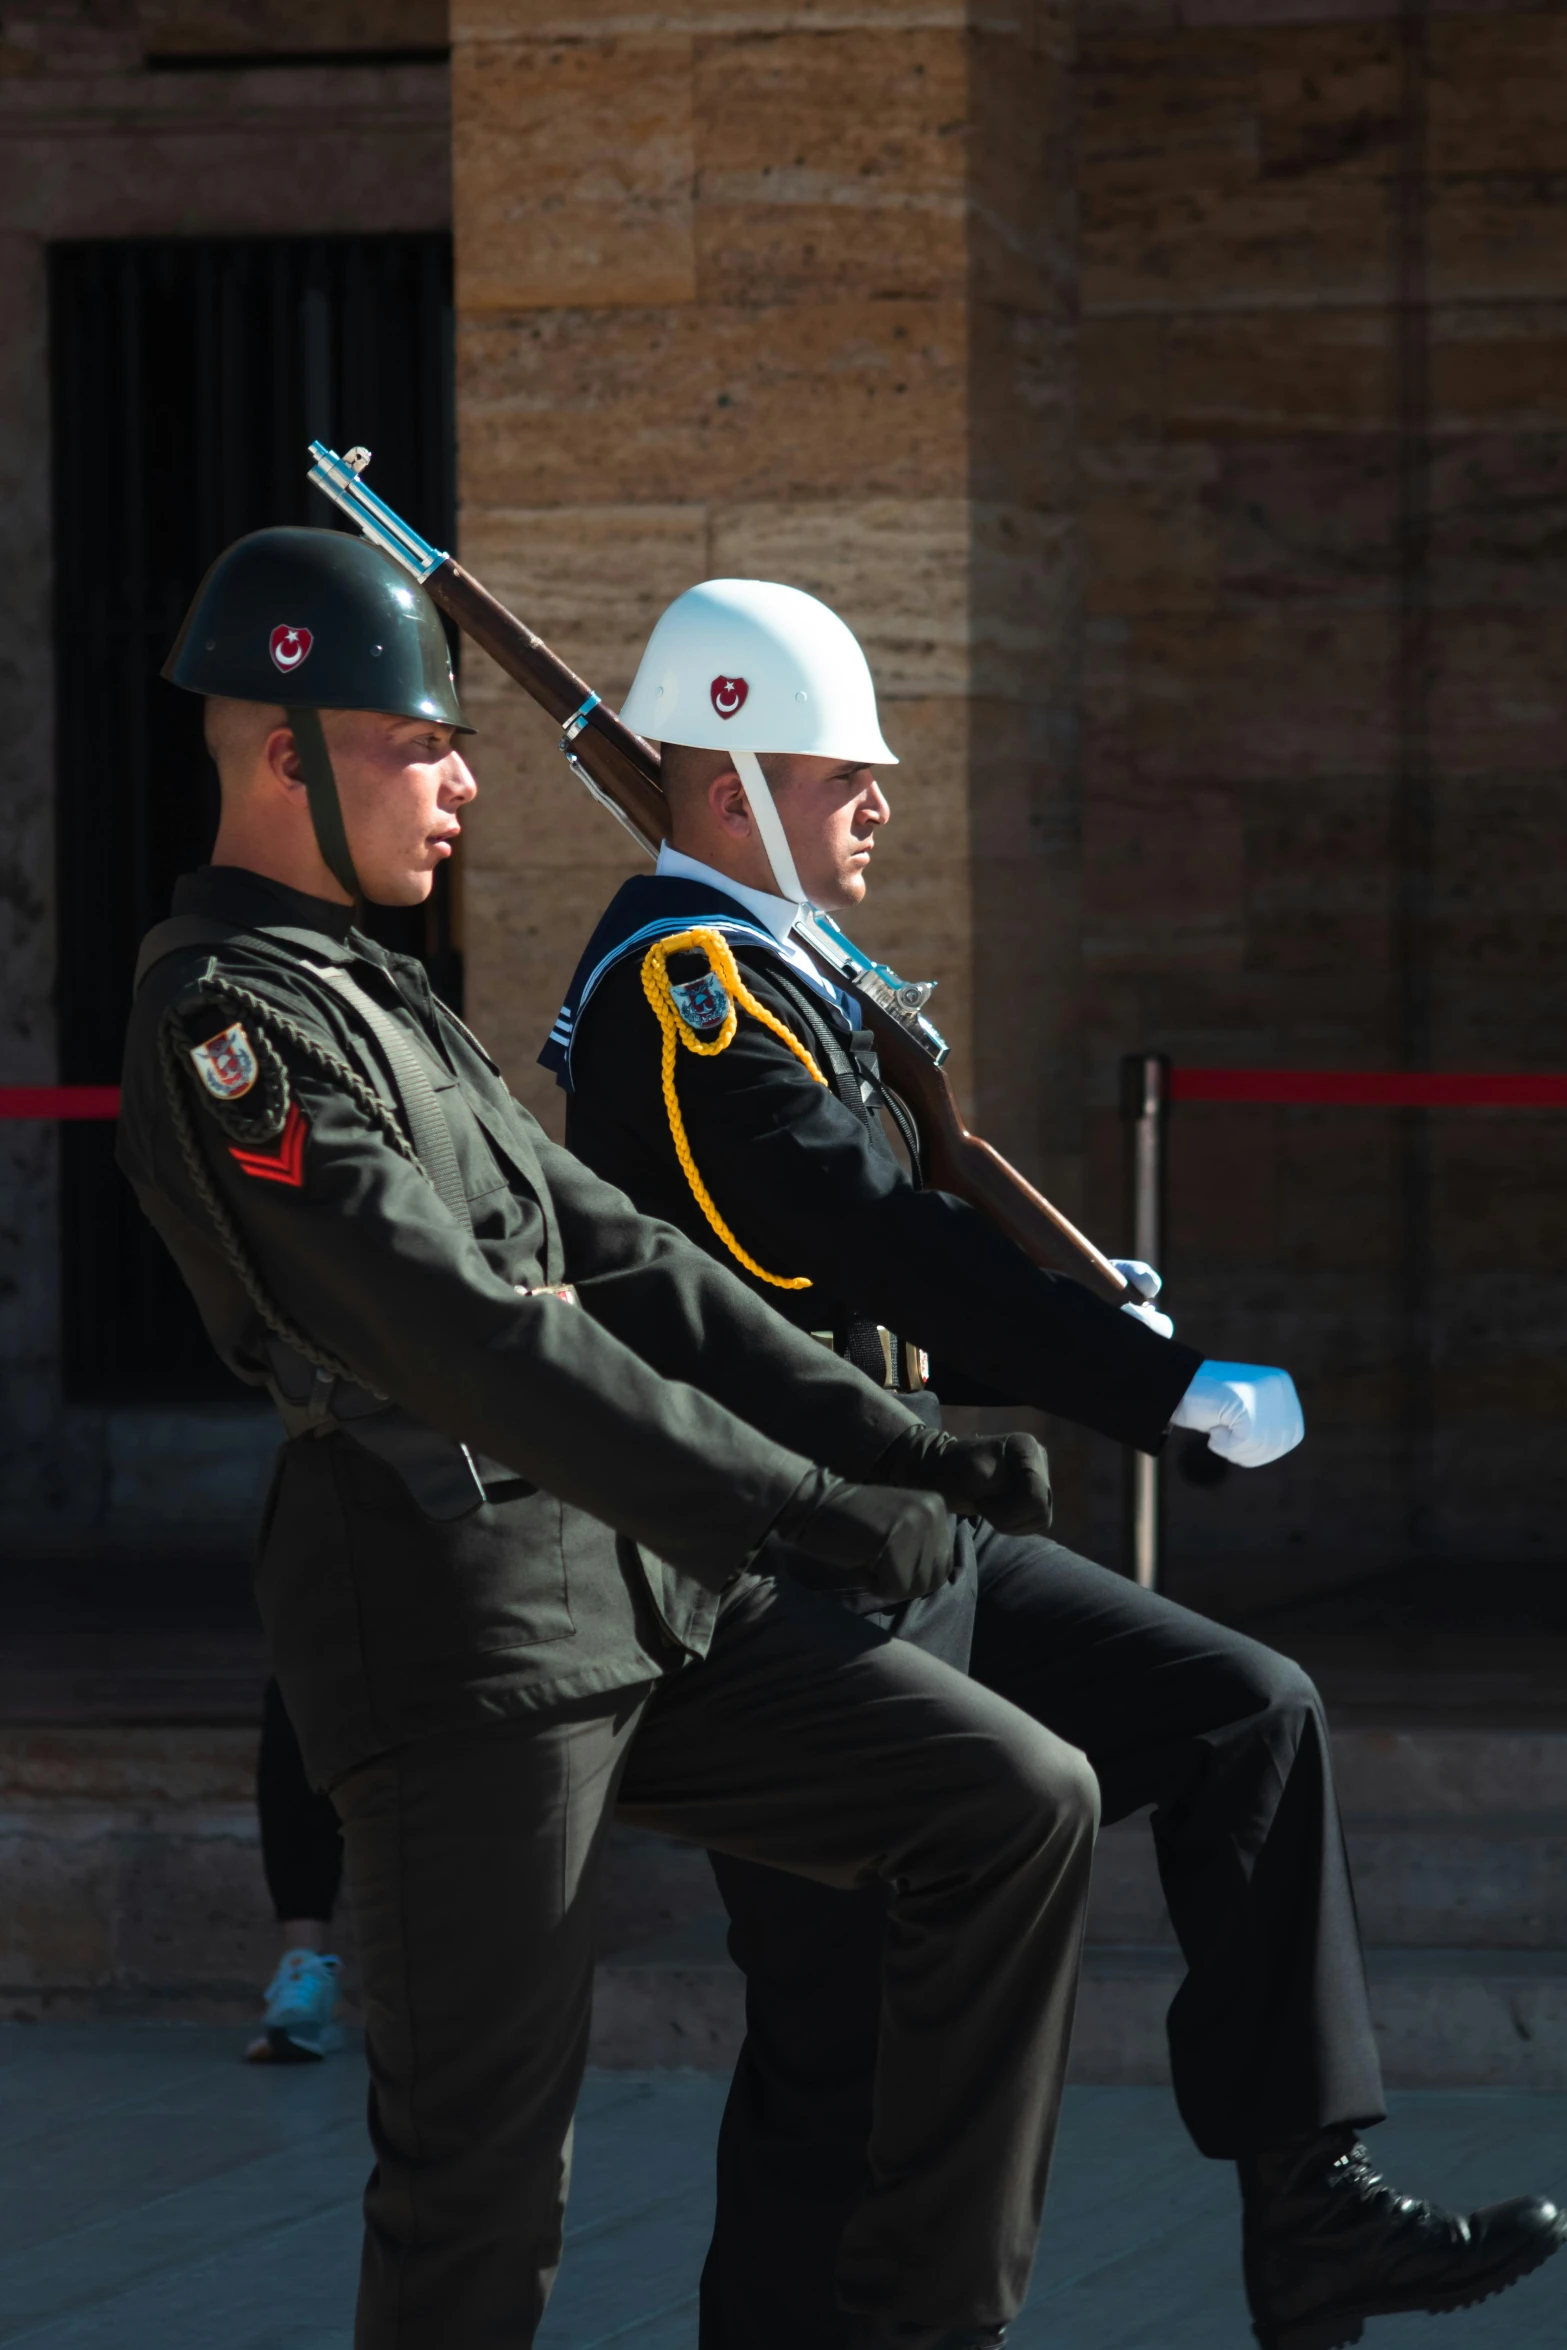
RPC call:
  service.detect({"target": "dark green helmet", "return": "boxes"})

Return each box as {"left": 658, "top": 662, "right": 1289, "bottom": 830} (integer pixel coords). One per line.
{"left": 164, "top": 525, "right": 472, "bottom": 902}
{"left": 164, "top": 525, "right": 469, "bottom": 729}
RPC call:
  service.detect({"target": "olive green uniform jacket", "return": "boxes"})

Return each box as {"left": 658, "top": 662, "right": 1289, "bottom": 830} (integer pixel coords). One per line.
{"left": 117, "top": 867, "right": 920, "bottom": 1784}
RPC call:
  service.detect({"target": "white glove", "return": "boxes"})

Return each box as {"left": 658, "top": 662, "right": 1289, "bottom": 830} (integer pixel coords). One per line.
{"left": 1112, "top": 1259, "right": 1174, "bottom": 1340}
{"left": 1170, "top": 1362, "right": 1304, "bottom": 1468}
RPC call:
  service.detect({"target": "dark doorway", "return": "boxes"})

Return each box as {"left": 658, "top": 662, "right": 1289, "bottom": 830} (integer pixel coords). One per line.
{"left": 50, "top": 232, "right": 456, "bottom": 1402}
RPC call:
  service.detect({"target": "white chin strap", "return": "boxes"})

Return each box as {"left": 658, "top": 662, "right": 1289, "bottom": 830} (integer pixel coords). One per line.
{"left": 732, "top": 748, "right": 809, "bottom": 909}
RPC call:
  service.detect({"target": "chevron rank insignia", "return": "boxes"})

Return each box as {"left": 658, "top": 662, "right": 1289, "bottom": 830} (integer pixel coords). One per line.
{"left": 190, "top": 1022, "right": 259, "bottom": 1102}
{"left": 228, "top": 1100, "right": 309, "bottom": 1188}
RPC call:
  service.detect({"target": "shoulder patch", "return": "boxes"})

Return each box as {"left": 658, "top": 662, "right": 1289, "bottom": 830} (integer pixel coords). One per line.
{"left": 167, "top": 990, "right": 291, "bottom": 1147}
{"left": 191, "top": 1021, "right": 259, "bottom": 1103}
{"left": 670, "top": 969, "right": 731, "bottom": 1033}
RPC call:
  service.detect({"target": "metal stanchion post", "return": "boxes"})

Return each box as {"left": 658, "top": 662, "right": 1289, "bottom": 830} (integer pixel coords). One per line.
{"left": 1121, "top": 1054, "right": 1170, "bottom": 1589}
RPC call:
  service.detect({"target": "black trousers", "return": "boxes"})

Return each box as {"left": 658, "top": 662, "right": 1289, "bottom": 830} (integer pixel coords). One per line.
{"left": 258, "top": 1677, "right": 345, "bottom": 1924}
{"left": 336, "top": 1569, "right": 1099, "bottom": 2348}
{"left": 699, "top": 1531, "right": 1387, "bottom": 2350}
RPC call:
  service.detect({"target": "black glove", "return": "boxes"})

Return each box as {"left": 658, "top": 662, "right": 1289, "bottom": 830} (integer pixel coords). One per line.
{"left": 764, "top": 1468, "right": 958, "bottom": 1603}
{"left": 871, "top": 1426, "right": 1052, "bottom": 1536}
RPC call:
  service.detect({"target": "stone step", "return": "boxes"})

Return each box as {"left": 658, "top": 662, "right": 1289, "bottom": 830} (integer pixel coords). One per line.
{"left": 590, "top": 1926, "right": 1567, "bottom": 2091}
{"left": 6, "top": 1721, "right": 1567, "bottom": 2102}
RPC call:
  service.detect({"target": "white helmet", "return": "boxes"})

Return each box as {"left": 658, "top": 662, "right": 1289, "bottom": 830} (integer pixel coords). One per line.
{"left": 620, "top": 579, "right": 897, "bottom": 765}
{"left": 619, "top": 579, "right": 896, "bottom": 907}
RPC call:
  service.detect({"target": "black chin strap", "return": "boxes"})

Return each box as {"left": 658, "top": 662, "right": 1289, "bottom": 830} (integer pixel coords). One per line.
{"left": 287, "top": 706, "right": 363, "bottom": 903}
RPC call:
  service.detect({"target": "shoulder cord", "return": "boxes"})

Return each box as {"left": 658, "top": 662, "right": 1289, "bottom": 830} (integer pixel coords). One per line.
{"left": 157, "top": 968, "right": 432, "bottom": 1390}
{"left": 641, "top": 927, "right": 825, "bottom": 1292}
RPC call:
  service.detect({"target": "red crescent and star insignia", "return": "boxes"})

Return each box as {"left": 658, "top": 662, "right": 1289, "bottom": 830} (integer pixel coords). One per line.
{"left": 710, "top": 675, "right": 748, "bottom": 719}
{"left": 189, "top": 1022, "right": 259, "bottom": 1102}
{"left": 228, "top": 1100, "right": 310, "bottom": 1188}
{"left": 269, "top": 624, "right": 314, "bottom": 673}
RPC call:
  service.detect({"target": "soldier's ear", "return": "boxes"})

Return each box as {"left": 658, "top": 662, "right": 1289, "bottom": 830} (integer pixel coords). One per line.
{"left": 263, "top": 724, "right": 309, "bottom": 802}
{"left": 708, "top": 766, "right": 752, "bottom": 836}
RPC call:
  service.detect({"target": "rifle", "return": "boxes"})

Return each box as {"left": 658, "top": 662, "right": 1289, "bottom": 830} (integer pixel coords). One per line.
{"left": 306, "top": 440, "right": 1130, "bottom": 1305}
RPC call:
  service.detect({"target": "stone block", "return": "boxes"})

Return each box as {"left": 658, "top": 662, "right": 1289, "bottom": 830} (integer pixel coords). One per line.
{"left": 0, "top": 1826, "right": 115, "bottom": 1993}
{"left": 1084, "top": 770, "right": 1246, "bottom": 973}
{"left": 458, "top": 297, "right": 967, "bottom": 506}
{"left": 465, "top": 861, "right": 643, "bottom": 1119}
{"left": 707, "top": 498, "right": 1076, "bottom": 703}
{"left": 1215, "top": 435, "right": 1398, "bottom": 607}
{"left": 0, "top": 70, "right": 452, "bottom": 243}
{"left": 111, "top": 1825, "right": 280, "bottom": 1998}
{"left": 459, "top": 714, "right": 654, "bottom": 897}
{"left": 456, "top": 0, "right": 973, "bottom": 35}
{"left": 969, "top": 306, "right": 1076, "bottom": 508}
{"left": 1083, "top": 444, "right": 1221, "bottom": 618}
{"left": 1430, "top": 172, "right": 1567, "bottom": 308}
{"left": 1085, "top": 609, "right": 1395, "bottom": 786}
{"left": 1425, "top": 432, "right": 1567, "bottom": 609}
{"left": 1431, "top": 303, "right": 1567, "bottom": 431}
{"left": 1080, "top": 29, "right": 1394, "bottom": 315}
{"left": 1255, "top": 19, "right": 1397, "bottom": 180}
{"left": 1428, "top": 13, "right": 1567, "bottom": 179}
{"left": 458, "top": 500, "right": 710, "bottom": 687}
{"left": 453, "top": 36, "right": 696, "bottom": 312}
{"left": 966, "top": 24, "right": 1076, "bottom": 316}
{"left": 1081, "top": 311, "right": 1391, "bottom": 445}
{"left": 1428, "top": 611, "right": 1567, "bottom": 776}
{"left": 140, "top": 0, "right": 449, "bottom": 53}
{"left": 1079, "top": 28, "right": 1259, "bottom": 170}
{"left": 1084, "top": 162, "right": 1390, "bottom": 317}
{"left": 1244, "top": 772, "right": 1392, "bottom": 977}
{"left": 690, "top": 26, "right": 969, "bottom": 306}
{"left": 711, "top": 496, "right": 968, "bottom": 690}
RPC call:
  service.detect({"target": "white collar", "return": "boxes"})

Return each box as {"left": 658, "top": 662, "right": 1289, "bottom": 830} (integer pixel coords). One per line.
{"left": 655, "top": 842, "right": 804, "bottom": 945}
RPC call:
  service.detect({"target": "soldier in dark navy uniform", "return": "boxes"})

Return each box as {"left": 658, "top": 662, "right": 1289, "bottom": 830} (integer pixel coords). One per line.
{"left": 118, "top": 529, "right": 1122, "bottom": 2350}
{"left": 551, "top": 577, "right": 1566, "bottom": 2350}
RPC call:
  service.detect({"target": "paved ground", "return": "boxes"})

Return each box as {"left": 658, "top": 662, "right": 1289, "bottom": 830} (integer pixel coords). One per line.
{"left": 1, "top": 2025, "right": 1565, "bottom": 2347}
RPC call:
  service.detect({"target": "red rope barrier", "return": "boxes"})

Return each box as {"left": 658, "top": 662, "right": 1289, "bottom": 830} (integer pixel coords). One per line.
{"left": 1171, "top": 1069, "right": 1567, "bottom": 1108}
{"left": 4, "top": 1074, "right": 1567, "bottom": 1119}
{"left": 0, "top": 1087, "right": 122, "bottom": 1120}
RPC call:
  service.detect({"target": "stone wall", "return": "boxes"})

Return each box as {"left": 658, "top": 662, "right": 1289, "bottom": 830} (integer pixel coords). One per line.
{"left": 0, "top": 3, "right": 450, "bottom": 1539}
{"left": 451, "top": 0, "right": 1083, "bottom": 1205}
{"left": 3, "top": 0, "right": 1561, "bottom": 1588}
{"left": 1074, "top": 0, "right": 1567, "bottom": 1585}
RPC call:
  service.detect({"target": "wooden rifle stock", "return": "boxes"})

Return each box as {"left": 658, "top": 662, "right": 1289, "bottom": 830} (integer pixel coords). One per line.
{"left": 425, "top": 554, "right": 1129, "bottom": 1305}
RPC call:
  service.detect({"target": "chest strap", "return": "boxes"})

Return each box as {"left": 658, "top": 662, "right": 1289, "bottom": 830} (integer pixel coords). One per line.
{"left": 311, "top": 964, "right": 469, "bottom": 1228}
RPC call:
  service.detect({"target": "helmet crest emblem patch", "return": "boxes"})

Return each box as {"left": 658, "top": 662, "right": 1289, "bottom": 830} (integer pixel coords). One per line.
{"left": 710, "top": 675, "right": 748, "bottom": 720}
{"left": 269, "top": 625, "right": 314, "bottom": 674}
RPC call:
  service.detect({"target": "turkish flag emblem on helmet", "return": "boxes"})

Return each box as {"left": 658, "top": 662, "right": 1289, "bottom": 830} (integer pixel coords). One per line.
{"left": 710, "top": 675, "right": 748, "bottom": 720}
{"left": 269, "top": 624, "right": 314, "bottom": 674}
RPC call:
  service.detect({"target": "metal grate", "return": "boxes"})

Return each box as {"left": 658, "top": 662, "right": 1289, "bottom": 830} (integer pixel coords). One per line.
{"left": 50, "top": 231, "right": 455, "bottom": 1402}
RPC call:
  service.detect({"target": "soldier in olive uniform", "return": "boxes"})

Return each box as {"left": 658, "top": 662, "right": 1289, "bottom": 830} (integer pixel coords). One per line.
{"left": 550, "top": 578, "right": 1566, "bottom": 2350}
{"left": 118, "top": 530, "right": 1104, "bottom": 2350}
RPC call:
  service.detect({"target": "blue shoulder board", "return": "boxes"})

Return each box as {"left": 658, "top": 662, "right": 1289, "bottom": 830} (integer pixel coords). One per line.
{"left": 539, "top": 875, "right": 861, "bottom": 1092}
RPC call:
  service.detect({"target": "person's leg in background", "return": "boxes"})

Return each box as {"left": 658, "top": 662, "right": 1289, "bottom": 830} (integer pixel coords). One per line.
{"left": 248, "top": 1675, "right": 348, "bottom": 2062}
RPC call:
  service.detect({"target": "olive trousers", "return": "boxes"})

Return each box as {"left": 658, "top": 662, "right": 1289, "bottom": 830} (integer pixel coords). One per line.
{"left": 336, "top": 1568, "right": 1099, "bottom": 2350}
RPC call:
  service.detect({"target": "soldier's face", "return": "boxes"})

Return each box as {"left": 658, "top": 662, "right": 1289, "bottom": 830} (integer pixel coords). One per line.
{"left": 765, "top": 755, "right": 890, "bottom": 912}
{"left": 324, "top": 711, "right": 478, "bottom": 904}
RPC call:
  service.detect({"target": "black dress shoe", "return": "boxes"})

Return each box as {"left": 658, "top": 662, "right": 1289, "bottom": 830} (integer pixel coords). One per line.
{"left": 845, "top": 2325, "right": 1005, "bottom": 2350}
{"left": 1240, "top": 2127, "right": 1567, "bottom": 2350}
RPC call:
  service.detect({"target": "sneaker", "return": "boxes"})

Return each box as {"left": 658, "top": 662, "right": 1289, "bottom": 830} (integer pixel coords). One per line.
{"left": 243, "top": 1949, "right": 344, "bottom": 2063}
